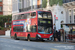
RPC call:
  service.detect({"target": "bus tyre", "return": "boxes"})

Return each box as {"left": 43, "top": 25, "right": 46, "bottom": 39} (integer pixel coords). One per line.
{"left": 28, "top": 35, "right": 30, "bottom": 41}
{"left": 36, "top": 35, "right": 38, "bottom": 41}
{"left": 42, "top": 40, "right": 45, "bottom": 42}
{"left": 14, "top": 34, "right": 17, "bottom": 40}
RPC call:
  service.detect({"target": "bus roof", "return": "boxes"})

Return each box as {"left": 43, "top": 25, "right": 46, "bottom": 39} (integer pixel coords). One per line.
{"left": 12, "top": 10, "right": 51, "bottom": 16}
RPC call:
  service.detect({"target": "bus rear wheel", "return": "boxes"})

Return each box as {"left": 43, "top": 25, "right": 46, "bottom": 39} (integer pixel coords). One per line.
{"left": 27, "top": 35, "right": 30, "bottom": 41}
{"left": 14, "top": 34, "right": 18, "bottom": 40}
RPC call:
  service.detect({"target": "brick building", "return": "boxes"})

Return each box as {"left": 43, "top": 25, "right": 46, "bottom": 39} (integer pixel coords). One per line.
{"left": 0, "top": 0, "right": 3, "bottom": 15}
{"left": 0, "top": 0, "right": 12, "bottom": 15}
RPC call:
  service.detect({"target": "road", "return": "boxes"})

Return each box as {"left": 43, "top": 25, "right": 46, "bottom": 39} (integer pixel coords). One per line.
{"left": 0, "top": 38, "right": 75, "bottom": 50}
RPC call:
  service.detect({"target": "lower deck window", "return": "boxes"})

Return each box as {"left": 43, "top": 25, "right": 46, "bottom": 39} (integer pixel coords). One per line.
{"left": 13, "top": 26, "right": 23, "bottom": 32}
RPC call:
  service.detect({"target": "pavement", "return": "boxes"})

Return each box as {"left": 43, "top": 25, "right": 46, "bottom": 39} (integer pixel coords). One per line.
{"left": 0, "top": 35, "right": 10, "bottom": 38}
{"left": 0, "top": 35, "right": 75, "bottom": 45}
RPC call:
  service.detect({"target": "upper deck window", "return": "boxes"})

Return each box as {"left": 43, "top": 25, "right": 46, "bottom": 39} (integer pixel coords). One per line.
{"left": 12, "top": 12, "right": 36, "bottom": 20}
{"left": 38, "top": 11, "right": 52, "bottom": 19}
{"left": 30, "top": 12, "right": 36, "bottom": 18}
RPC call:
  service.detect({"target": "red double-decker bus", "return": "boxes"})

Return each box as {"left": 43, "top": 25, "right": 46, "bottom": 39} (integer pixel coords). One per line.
{"left": 11, "top": 10, "right": 53, "bottom": 41}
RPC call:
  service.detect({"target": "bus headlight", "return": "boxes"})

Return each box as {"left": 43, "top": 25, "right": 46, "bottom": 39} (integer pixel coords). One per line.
{"left": 49, "top": 35, "right": 53, "bottom": 40}
{"left": 37, "top": 34, "right": 41, "bottom": 38}
{"left": 50, "top": 35, "right": 53, "bottom": 37}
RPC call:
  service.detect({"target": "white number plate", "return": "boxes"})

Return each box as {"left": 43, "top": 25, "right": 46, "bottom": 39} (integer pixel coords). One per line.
{"left": 43, "top": 39, "right": 47, "bottom": 40}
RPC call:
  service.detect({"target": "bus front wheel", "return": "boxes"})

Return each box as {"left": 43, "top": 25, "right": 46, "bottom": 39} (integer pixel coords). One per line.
{"left": 42, "top": 40, "right": 45, "bottom": 42}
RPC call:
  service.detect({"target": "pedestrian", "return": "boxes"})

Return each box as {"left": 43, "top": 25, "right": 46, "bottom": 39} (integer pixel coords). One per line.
{"left": 54, "top": 30, "right": 58, "bottom": 41}
{"left": 65, "top": 32, "right": 67, "bottom": 42}
{"left": 60, "top": 29, "right": 64, "bottom": 41}
{"left": 57, "top": 30, "right": 61, "bottom": 42}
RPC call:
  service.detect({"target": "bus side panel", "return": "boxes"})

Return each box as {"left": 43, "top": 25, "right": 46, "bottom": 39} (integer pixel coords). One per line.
{"left": 30, "top": 17, "right": 37, "bottom": 40}
{"left": 17, "top": 32, "right": 27, "bottom": 39}
{"left": 11, "top": 32, "right": 28, "bottom": 39}
{"left": 31, "top": 18, "right": 37, "bottom": 25}
{"left": 11, "top": 21, "right": 14, "bottom": 37}
{"left": 30, "top": 32, "right": 37, "bottom": 40}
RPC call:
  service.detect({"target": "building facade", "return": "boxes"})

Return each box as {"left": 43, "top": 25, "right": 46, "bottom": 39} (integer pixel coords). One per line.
{"left": 0, "top": 0, "right": 12, "bottom": 15}
{"left": 3, "top": 0, "right": 12, "bottom": 15}
{"left": 44, "top": 0, "right": 65, "bottom": 30}
{"left": 12, "top": 0, "right": 42, "bottom": 14}
{"left": 61, "top": 0, "right": 75, "bottom": 33}
{"left": 44, "top": 0, "right": 75, "bottom": 30}
{"left": 63, "top": 0, "right": 75, "bottom": 23}
{"left": 51, "top": 5, "right": 65, "bottom": 30}
{"left": 0, "top": 0, "right": 3, "bottom": 15}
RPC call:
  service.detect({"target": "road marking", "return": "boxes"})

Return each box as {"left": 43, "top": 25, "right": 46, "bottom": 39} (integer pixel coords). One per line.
{"left": 50, "top": 48, "right": 58, "bottom": 50}
{"left": 23, "top": 48, "right": 26, "bottom": 50}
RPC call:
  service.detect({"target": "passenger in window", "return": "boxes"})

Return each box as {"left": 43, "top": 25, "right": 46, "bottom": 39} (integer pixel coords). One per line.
{"left": 30, "top": 13, "right": 36, "bottom": 18}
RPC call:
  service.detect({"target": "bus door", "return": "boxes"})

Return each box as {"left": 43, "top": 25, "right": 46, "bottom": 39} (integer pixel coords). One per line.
{"left": 31, "top": 25, "right": 37, "bottom": 39}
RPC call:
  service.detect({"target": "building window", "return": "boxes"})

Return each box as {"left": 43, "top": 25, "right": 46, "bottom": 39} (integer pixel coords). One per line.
{"left": 69, "top": 10, "right": 71, "bottom": 13}
{"left": 18, "top": 3, "right": 22, "bottom": 9}
{"left": 74, "top": 9, "right": 75, "bottom": 12}
{"left": 61, "top": 11, "right": 63, "bottom": 14}
{"left": 0, "top": 6, "right": 2, "bottom": 12}
{"left": 37, "top": 5, "right": 41, "bottom": 8}
{"left": 18, "top": 0, "right": 22, "bottom": 9}
{"left": 19, "top": 0, "right": 21, "bottom": 2}
{"left": 70, "top": 16, "right": 71, "bottom": 23}
{"left": 74, "top": 15, "right": 75, "bottom": 23}
{"left": 0, "top": 0, "right": 2, "bottom": 2}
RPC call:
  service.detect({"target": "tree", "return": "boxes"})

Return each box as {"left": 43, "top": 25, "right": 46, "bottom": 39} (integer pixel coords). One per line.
{"left": 42, "top": 0, "right": 63, "bottom": 8}
{"left": 49, "top": 0, "right": 63, "bottom": 6}
{"left": 59, "top": 0, "right": 63, "bottom": 6}
{"left": 0, "top": 15, "right": 12, "bottom": 27}
{"left": 42, "top": 0, "right": 47, "bottom": 8}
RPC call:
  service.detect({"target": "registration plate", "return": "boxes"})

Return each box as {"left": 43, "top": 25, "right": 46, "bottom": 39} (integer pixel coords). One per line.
{"left": 43, "top": 39, "right": 47, "bottom": 40}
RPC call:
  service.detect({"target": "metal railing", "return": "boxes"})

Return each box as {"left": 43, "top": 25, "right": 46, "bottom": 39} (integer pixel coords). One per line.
{"left": 19, "top": 5, "right": 42, "bottom": 12}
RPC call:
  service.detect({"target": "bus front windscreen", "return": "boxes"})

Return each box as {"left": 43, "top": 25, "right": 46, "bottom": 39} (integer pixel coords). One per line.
{"left": 38, "top": 11, "right": 53, "bottom": 34}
